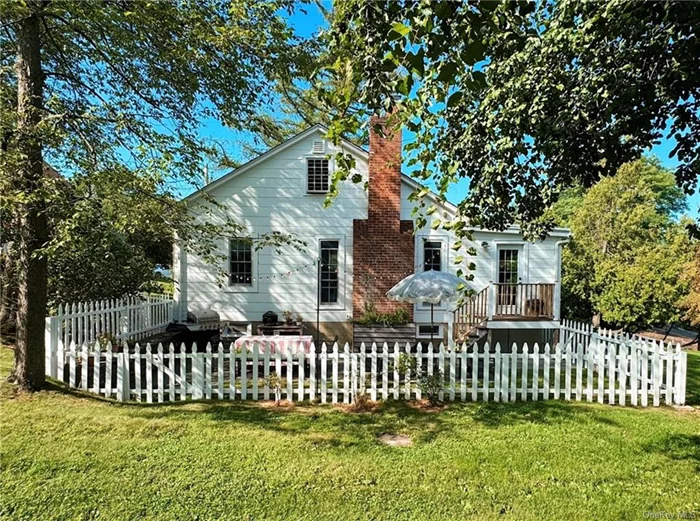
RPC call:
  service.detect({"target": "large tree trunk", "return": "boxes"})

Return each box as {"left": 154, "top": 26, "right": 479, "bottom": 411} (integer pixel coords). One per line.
{"left": 11, "top": 5, "right": 48, "bottom": 390}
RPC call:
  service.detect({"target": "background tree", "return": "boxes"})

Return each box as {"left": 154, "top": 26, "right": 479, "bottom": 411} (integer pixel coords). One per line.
{"left": 0, "top": 0, "right": 312, "bottom": 390}
{"left": 325, "top": 1, "right": 700, "bottom": 239}
{"left": 678, "top": 251, "right": 700, "bottom": 348}
{"left": 553, "top": 159, "right": 695, "bottom": 330}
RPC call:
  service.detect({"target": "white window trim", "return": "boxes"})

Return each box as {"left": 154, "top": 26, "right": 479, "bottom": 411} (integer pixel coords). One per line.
{"left": 305, "top": 156, "right": 333, "bottom": 195}
{"left": 223, "top": 237, "right": 259, "bottom": 293}
{"left": 318, "top": 236, "right": 346, "bottom": 310}
{"left": 416, "top": 323, "right": 444, "bottom": 339}
{"left": 416, "top": 234, "right": 449, "bottom": 310}
{"left": 491, "top": 241, "right": 527, "bottom": 284}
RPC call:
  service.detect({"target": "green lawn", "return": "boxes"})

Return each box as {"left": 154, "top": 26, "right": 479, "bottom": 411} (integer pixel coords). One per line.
{"left": 1, "top": 346, "right": 699, "bottom": 521}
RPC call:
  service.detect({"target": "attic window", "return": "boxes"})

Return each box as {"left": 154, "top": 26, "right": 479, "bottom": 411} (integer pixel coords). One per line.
{"left": 312, "top": 141, "right": 325, "bottom": 154}
{"left": 307, "top": 158, "right": 329, "bottom": 193}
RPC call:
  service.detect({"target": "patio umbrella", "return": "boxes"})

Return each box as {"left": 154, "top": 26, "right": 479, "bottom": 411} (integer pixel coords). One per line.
{"left": 386, "top": 270, "right": 467, "bottom": 344}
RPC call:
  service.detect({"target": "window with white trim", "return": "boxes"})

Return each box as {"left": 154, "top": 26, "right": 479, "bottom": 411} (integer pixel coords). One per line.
{"left": 229, "top": 239, "right": 253, "bottom": 286}
{"left": 307, "top": 158, "right": 329, "bottom": 193}
{"left": 423, "top": 240, "right": 442, "bottom": 271}
{"left": 417, "top": 324, "right": 443, "bottom": 338}
{"left": 319, "top": 240, "right": 339, "bottom": 304}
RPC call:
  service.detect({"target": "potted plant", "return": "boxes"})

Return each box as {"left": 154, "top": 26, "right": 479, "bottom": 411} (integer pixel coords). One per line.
{"left": 294, "top": 312, "right": 303, "bottom": 325}
{"left": 282, "top": 310, "right": 294, "bottom": 324}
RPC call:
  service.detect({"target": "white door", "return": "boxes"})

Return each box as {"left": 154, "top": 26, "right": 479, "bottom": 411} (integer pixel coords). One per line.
{"left": 496, "top": 248, "right": 521, "bottom": 316}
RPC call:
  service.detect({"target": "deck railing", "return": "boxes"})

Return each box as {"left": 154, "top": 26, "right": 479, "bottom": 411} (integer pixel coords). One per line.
{"left": 453, "top": 283, "right": 557, "bottom": 340}
{"left": 493, "top": 283, "right": 555, "bottom": 319}
{"left": 453, "top": 287, "right": 489, "bottom": 341}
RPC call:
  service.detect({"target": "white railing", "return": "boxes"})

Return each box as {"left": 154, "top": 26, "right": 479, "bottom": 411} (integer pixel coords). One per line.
{"left": 44, "top": 294, "right": 174, "bottom": 378}
{"left": 47, "top": 338, "right": 687, "bottom": 406}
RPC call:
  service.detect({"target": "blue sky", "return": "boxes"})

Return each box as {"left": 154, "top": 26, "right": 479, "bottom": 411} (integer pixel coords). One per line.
{"left": 197, "top": 2, "right": 699, "bottom": 219}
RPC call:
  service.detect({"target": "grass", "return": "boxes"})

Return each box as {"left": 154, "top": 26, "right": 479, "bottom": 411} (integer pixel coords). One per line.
{"left": 1, "top": 346, "right": 699, "bottom": 521}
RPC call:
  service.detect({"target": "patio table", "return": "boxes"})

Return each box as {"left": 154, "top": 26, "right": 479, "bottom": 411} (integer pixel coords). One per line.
{"left": 233, "top": 335, "right": 314, "bottom": 354}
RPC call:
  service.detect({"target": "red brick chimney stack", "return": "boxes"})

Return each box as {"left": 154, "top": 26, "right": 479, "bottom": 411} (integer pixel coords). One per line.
{"left": 368, "top": 114, "right": 402, "bottom": 231}
{"left": 352, "top": 113, "right": 415, "bottom": 318}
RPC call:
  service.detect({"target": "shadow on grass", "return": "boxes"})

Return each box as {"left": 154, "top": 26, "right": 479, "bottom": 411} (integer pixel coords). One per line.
{"left": 113, "top": 397, "right": 626, "bottom": 450}
{"left": 461, "top": 400, "right": 622, "bottom": 428}
{"left": 36, "top": 377, "right": 630, "bottom": 449}
{"left": 644, "top": 434, "right": 700, "bottom": 471}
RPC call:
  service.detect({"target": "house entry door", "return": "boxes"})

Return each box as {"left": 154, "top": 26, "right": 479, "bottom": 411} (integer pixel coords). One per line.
{"left": 497, "top": 248, "right": 520, "bottom": 316}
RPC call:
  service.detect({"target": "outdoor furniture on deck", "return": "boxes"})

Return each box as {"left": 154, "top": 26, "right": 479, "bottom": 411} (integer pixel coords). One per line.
{"left": 234, "top": 335, "right": 314, "bottom": 354}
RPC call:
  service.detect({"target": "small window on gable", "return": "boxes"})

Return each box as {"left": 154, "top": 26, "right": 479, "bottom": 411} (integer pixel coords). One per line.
{"left": 312, "top": 141, "right": 325, "bottom": 154}
{"left": 307, "top": 158, "right": 329, "bottom": 193}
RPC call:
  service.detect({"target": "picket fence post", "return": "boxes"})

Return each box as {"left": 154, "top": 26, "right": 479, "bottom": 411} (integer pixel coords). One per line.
{"left": 482, "top": 343, "right": 490, "bottom": 402}
{"left": 309, "top": 343, "right": 317, "bottom": 401}
{"left": 393, "top": 343, "right": 400, "bottom": 401}
{"left": 664, "top": 343, "right": 673, "bottom": 406}
{"left": 370, "top": 343, "right": 378, "bottom": 402}
{"left": 116, "top": 345, "right": 129, "bottom": 402}
{"left": 170, "top": 343, "right": 176, "bottom": 402}
{"left": 533, "top": 343, "right": 540, "bottom": 401}
{"left": 321, "top": 343, "right": 328, "bottom": 404}
{"left": 382, "top": 343, "right": 389, "bottom": 401}
{"left": 344, "top": 343, "right": 351, "bottom": 404}
{"left": 331, "top": 343, "right": 339, "bottom": 404}
{"left": 494, "top": 343, "right": 501, "bottom": 403}
{"left": 298, "top": 346, "right": 305, "bottom": 402}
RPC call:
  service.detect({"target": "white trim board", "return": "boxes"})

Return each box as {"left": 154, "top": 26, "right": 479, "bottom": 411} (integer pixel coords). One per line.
{"left": 486, "top": 320, "right": 561, "bottom": 330}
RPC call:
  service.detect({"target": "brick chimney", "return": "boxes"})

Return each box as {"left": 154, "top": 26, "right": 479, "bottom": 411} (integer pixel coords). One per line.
{"left": 352, "top": 114, "right": 414, "bottom": 318}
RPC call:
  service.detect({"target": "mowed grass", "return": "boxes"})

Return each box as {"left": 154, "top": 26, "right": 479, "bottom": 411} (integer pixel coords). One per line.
{"left": 1, "top": 346, "right": 699, "bottom": 521}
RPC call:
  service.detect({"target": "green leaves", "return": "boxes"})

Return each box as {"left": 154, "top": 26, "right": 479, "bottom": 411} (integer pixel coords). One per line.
{"left": 326, "top": 0, "right": 700, "bottom": 239}
{"left": 560, "top": 159, "right": 696, "bottom": 328}
{"left": 390, "top": 22, "right": 411, "bottom": 38}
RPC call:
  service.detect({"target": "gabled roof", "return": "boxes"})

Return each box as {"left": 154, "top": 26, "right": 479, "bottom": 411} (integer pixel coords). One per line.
{"left": 185, "top": 124, "right": 367, "bottom": 202}
{"left": 185, "top": 124, "right": 570, "bottom": 237}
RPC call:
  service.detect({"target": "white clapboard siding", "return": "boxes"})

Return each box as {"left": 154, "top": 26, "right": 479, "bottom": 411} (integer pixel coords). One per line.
{"left": 48, "top": 337, "right": 687, "bottom": 407}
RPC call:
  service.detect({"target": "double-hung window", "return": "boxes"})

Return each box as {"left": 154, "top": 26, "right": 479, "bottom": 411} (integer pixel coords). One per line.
{"left": 229, "top": 239, "right": 253, "bottom": 286}
{"left": 320, "top": 240, "right": 339, "bottom": 304}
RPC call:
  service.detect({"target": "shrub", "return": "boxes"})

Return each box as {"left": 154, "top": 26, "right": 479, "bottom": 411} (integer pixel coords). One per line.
{"left": 352, "top": 303, "right": 411, "bottom": 326}
{"left": 419, "top": 371, "right": 445, "bottom": 406}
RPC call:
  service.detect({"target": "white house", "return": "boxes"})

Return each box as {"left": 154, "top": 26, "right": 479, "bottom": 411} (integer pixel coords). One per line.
{"left": 173, "top": 117, "right": 570, "bottom": 346}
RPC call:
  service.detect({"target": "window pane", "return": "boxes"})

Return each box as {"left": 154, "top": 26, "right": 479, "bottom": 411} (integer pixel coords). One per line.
{"left": 423, "top": 241, "right": 442, "bottom": 271}
{"left": 320, "top": 240, "right": 339, "bottom": 304}
{"left": 307, "top": 159, "right": 329, "bottom": 193}
{"left": 229, "top": 239, "right": 253, "bottom": 286}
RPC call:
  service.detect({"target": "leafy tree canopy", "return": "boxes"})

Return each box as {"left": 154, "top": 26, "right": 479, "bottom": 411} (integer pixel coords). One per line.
{"left": 325, "top": 0, "right": 700, "bottom": 239}
{"left": 1, "top": 0, "right": 313, "bottom": 254}
{"left": 557, "top": 158, "right": 696, "bottom": 330}
{"left": 679, "top": 251, "right": 700, "bottom": 333}
{"left": 0, "top": 0, "right": 314, "bottom": 388}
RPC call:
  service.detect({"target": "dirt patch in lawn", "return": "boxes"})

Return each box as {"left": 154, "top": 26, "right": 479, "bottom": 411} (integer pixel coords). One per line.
{"left": 378, "top": 433, "right": 413, "bottom": 447}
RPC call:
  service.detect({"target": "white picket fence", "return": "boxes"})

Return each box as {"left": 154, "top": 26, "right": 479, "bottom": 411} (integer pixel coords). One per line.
{"left": 560, "top": 318, "right": 688, "bottom": 406}
{"left": 47, "top": 336, "right": 687, "bottom": 406}
{"left": 44, "top": 294, "right": 174, "bottom": 378}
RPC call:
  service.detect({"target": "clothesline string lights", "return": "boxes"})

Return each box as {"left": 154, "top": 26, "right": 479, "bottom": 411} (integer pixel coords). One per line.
{"left": 231, "top": 258, "right": 434, "bottom": 284}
